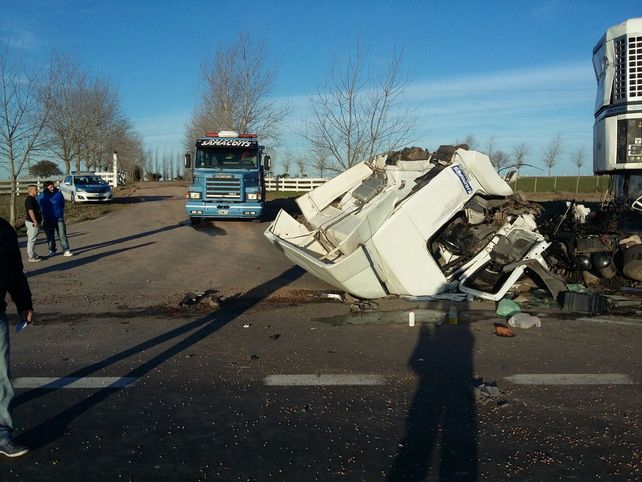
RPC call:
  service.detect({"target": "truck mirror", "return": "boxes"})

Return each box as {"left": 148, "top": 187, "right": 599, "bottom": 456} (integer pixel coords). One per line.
{"left": 184, "top": 153, "right": 192, "bottom": 169}
{"left": 264, "top": 155, "right": 271, "bottom": 170}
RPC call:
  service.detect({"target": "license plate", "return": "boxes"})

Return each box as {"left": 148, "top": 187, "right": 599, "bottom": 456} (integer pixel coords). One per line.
{"left": 219, "top": 209, "right": 228, "bottom": 215}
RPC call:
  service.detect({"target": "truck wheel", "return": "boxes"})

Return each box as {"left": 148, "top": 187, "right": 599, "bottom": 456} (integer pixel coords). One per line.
{"left": 622, "top": 245, "right": 642, "bottom": 281}
{"left": 189, "top": 216, "right": 202, "bottom": 226}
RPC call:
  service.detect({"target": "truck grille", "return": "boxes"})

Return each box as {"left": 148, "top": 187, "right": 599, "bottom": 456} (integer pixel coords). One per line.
{"left": 206, "top": 177, "right": 241, "bottom": 199}
{"left": 615, "top": 35, "right": 642, "bottom": 101}
{"left": 629, "top": 36, "right": 642, "bottom": 99}
{"left": 615, "top": 37, "right": 626, "bottom": 101}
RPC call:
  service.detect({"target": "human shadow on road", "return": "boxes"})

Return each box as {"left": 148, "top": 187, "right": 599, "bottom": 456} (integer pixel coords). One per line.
{"left": 21, "top": 223, "right": 183, "bottom": 256}
{"left": 111, "top": 195, "right": 174, "bottom": 204}
{"left": 388, "top": 322, "right": 478, "bottom": 482}
{"left": 14, "top": 266, "right": 305, "bottom": 450}
{"left": 24, "top": 241, "right": 155, "bottom": 277}
{"left": 67, "top": 222, "right": 185, "bottom": 255}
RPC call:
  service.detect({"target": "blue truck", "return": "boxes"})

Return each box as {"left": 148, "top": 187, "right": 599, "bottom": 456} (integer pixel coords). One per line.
{"left": 184, "top": 130, "right": 271, "bottom": 225}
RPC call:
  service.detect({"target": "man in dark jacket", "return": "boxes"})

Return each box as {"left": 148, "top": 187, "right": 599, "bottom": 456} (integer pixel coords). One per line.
{"left": 39, "top": 181, "right": 73, "bottom": 257}
{"left": 0, "top": 216, "right": 32, "bottom": 457}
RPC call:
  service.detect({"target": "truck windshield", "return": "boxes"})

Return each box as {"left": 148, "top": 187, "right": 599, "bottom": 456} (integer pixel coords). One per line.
{"left": 195, "top": 147, "right": 258, "bottom": 169}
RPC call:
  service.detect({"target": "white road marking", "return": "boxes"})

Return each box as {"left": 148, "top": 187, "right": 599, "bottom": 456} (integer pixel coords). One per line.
{"left": 576, "top": 317, "right": 642, "bottom": 327}
{"left": 505, "top": 374, "right": 634, "bottom": 385}
{"left": 264, "top": 374, "right": 385, "bottom": 386}
{"left": 13, "top": 377, "right": 137, "bottom": 389}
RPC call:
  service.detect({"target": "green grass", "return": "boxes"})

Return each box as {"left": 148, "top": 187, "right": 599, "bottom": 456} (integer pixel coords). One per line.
{"left": 1, "top": 193, "right": 121, "bottom": 234}
{"left": 510, "top": 176, "right": 609, "bottom": 194}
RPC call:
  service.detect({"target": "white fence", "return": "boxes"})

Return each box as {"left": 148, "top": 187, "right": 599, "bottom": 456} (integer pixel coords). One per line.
{"left": 1, "top": 175, "right": 326, "bottom": 196}
{"left": 0, "top": 170, "right": 120, "bottom": 196}
{"left": 265, "top": 177, "right": 328, "bottom": 192}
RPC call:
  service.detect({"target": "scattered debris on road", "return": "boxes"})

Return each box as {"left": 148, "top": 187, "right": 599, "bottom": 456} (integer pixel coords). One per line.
{"left": 179, "top": 289, "right": 222, "bottom": 311}
{"left": 472, "top": 378, "right": 503, "bottom": 405}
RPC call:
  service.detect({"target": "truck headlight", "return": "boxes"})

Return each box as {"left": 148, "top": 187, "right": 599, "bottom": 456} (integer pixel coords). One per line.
{"left": 247, "top": 193, "right": 259, "bottom": 200}
{"left": 188, "top": 192, "right": 201, "bottom": 199}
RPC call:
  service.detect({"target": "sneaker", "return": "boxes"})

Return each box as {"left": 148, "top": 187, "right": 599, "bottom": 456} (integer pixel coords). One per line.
{"left": 47, "top": 250, "right": 56, "bottom": 257}
{"left": 63, "top": 250, "right": 74, "bottom": 257}
{"left": 0, "top": 438, "right": 29, "bottom": 457}
{"left": 27, "top": 257, "right": 42, "bottom": 263}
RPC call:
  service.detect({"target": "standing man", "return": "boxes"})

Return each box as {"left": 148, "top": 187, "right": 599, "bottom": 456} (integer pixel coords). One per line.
{"left": 0, "top": 216, "right": 32, "bottom": 457}
{"left": 39, "top": 181, "right": 73, "bottom": 257}
{"left": 24, "top": 184, "right": 42, "bottom": 262}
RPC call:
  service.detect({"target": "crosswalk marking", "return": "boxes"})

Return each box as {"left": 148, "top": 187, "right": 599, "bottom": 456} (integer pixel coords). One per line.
{"left": 13, "top": 377, "right": 137, "bottom": 389}
{"left": 504, "top": 374, "right": 634, "bottom": 385}
{"left": 264, "top": 374, "right": 385, "bottom": 386}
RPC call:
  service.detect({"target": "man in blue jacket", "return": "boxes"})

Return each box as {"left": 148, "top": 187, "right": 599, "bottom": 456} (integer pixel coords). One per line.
{"left": 39, "top": 181, "right": 73, "bottom": 257}
{"left": 0, "top": 216, "right": 32, "bottom": 457}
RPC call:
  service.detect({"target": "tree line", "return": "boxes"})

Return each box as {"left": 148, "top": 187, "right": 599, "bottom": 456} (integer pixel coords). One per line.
{"left": 184, "top": 34, "right": 589, "bottom": 181}
{"left": 0, "top": 46, "right": 147, "bottom": 225}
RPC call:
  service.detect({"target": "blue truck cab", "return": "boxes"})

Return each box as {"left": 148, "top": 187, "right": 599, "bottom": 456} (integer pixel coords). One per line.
{"left": 184, "top": 131, "right": 270, "bottom": 224}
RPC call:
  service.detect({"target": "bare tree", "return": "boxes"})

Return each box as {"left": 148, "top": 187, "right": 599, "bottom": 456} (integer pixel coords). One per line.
{"left": 571, "top": 147, "right": 586, "bottom": 193}
{"left": 484, "top": 136, "right": 498, "bottom": 167}
{"left": 185, "top": 33, "right": 289, "bottom": 149}
{"left": 295, "top": 157, "right": 306, "bottom": 177}
{"left": 300, "top": 45, "right": 416, "bottom": 173}
{"left": 571, "top": 147, "right": 585, "bottom": 175}
{"left": 281, "top": 157, "right": 291, "bottom": 177}
{"left": 46, "top": 53, "right": 143, "bottom": 176}
{"left": 493, "top": 150, "right": 510, "bottom": 171}
{"left": 543, "top": 133, "right": 564, "bottom": 176}
{"left": 0, "top": 46, "right": 51, "bottom": 225}
{"left": 310, "top": 144, "right": 331, "bottom": 177}
{"left": 512, "top": 142, "right": 531, "bottom": 173}
{"left": 511, "top": 142, "right": 531, "bottom": 189}
{"left": 454, "top": 134, "right": 478, "bottom": 150}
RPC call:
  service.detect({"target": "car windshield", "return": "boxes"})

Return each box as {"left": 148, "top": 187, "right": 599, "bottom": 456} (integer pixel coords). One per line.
{"left": 75, "top": 176, "right": 105, "bottom": 185}
{"left": 195, "top": 147, "right": 258, "bottom": 169}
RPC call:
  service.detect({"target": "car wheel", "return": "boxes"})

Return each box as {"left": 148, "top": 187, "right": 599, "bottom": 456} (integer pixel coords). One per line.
{"left": 190, "top": 216, "right": 202, "bottom": 226}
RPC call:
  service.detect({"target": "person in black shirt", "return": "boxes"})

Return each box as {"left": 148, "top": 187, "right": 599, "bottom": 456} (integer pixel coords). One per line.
{"left": 24, "top": 184, "right": 42, "bottom": 262}
{"left": 0, "top": 216, "right": 32, "bottom": 457}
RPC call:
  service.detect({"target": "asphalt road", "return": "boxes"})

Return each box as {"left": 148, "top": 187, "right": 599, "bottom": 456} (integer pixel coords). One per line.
{"left": 4, "top": 184, "right": 642, "bottom": 481}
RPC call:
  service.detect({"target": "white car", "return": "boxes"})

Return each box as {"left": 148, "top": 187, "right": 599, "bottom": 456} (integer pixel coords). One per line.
{"left": 59, "top": 172, "right": 113, "bottom": 203}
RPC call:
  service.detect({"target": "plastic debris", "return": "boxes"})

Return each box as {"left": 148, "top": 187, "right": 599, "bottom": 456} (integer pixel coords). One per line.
{"left": 566, "top": 283, "right": 590, "bottom": 293}
{"left": 496, "top": 298, "right": 521, "bottom": 317}
{"left": 507, "top": 312, "right": 542, "bottom": 329}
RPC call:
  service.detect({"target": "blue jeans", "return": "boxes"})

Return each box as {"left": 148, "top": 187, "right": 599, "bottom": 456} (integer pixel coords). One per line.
{"left": 0, "top": 314, "right": 14, "bottom": 440}
{"left": 44, "top": 218, "right": 70, "bottom": 252}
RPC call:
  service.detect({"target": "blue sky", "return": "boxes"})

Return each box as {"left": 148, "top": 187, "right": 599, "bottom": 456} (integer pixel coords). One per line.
{"left": 1, "top": 0, "right": 640, "bottom": 175}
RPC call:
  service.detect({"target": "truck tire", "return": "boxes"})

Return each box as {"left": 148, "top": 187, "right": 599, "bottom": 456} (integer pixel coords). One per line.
{"left": 622, "top": 245, "right": 642, "bottom": 281}
{"left": 189, "top": 216, "right": 202, "bottom": 226}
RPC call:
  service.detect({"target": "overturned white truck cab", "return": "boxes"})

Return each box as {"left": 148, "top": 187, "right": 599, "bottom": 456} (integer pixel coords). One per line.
{"left": 265, "top": 147, "right": 562, "bottom": 300}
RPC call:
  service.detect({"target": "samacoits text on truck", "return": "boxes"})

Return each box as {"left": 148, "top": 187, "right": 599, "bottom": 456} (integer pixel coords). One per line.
{"left": 184, "top": 130, "right": 271, "bottom": 224}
